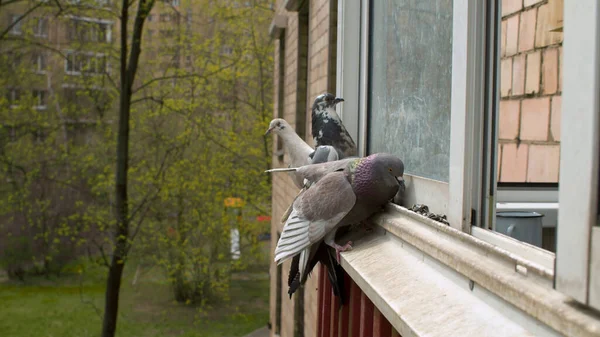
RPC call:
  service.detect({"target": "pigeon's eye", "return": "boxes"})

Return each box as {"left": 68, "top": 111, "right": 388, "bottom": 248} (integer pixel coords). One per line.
{"left": 388, "top": 168, "right": 393, "bottom": 172}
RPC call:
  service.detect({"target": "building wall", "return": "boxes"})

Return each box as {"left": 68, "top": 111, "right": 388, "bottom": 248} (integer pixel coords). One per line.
{"left": 498, "top": 0, "right": 563, "bottom": 183}
{"left": 269, "top": 0, "right": 565, "bottom": 335}
{"left": 270, "top": 1, "right": 338, "bottom": 337}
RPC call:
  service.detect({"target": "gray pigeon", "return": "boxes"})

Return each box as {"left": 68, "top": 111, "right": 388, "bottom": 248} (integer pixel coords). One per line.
{"left": 311, "top": 93, "right": 357, "bottom": 159}
{"left": 271, "top": 153, "right": 405, "bottom": 281}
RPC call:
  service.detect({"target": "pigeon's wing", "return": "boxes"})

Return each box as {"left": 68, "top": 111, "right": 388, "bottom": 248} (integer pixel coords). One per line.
{"left": 310, "top": 145, "right": 339, "bottom": 164}
{"left": 273, "top": 172, "right": 356, "bottom": 265}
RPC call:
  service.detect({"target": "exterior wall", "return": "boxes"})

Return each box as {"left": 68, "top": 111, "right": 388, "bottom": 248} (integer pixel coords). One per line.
{"left": 498, "top": 0, "right": 563, "bottom": 182}
{"left": 269, "top": 1, "right": 338, "bottom": 336}
{"left": 270, "top": 0, "right": 565, "bottom": 335}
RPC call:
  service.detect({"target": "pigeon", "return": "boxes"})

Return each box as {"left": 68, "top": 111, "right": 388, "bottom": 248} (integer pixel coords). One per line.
{"left": 270, "top": 153, "right": 404, "bottom": 299}
{"left": 311, "top": 93, "right": 357, "bottom": 159}
{"left": 265, "top": 118, "right": 341, "bottom": 189}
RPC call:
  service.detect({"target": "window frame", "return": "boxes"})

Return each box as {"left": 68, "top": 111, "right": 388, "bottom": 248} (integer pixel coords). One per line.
{"left": 555, "top": 0, "right": 600, "bottom": 309}
{"left": 10, "top": 15, "right": 23, "bottom": 35}
{"left": 33, "top": 90, "right": 47, "bottom": 110}
{"left": 337, "top": 0, "right": 485, "bottom": 226}
{"left": 339, "top": 0, "right": 600, "bottom": 311}
{"left": 65, "top": 51, "right": 107, "bottom": 75}
{"left": 66, "top": 16, "right": 112, "bottom": 43}
{"left": 34, "top": 17, "right": 49, "bottom": 38}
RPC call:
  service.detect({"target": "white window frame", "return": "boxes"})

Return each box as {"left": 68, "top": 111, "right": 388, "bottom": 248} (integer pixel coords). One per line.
{"left": 65, "top": 51, "right": 107, "bottom": 75}
{"left": 67, "top": 16, "right": 113, "bottom": 43}
{"left": 338, "top": 0, "right": 600, "bottom": 309}
{"left": 556, "top": 0, "right": 600, "bottom": 310}
{"left": 337, "top": 0, "right": 485, "bottom": 228}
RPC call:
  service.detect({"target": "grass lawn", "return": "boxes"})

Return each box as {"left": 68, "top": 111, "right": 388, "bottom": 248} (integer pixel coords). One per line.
{"left": 0, "top": 249, "right": 270, "bottom": 337}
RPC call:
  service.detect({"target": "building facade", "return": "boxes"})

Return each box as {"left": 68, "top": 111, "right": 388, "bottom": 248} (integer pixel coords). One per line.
{"left": 268, "top": 0, "right": 600, "bottom": 336}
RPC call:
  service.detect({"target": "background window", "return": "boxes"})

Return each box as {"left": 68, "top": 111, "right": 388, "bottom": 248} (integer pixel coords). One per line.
{"left": 31, "top": 52, "right": 46, "bottom": 73}
{"left": 34, "top": 17, "right": 49, "bottom": 38}
{"left": 10, "top": 15, "right": 23, "bottom": 35}
{"left": 368, "top": 0, "right": 454, "bottom": 182}
{"left": 33, "top": 90, "right": 47, "bottom": 109}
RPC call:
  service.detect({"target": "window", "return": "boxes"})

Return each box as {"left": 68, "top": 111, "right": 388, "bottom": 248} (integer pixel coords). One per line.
{"left": 34, "top": 17, "right": 49, "bottom": 38}
{"left": 159, "top": 29, "right": 175, "bottom": 38}
{"left": 33, "top": 90, "right": 47, "bottom": 109}
{"left": 554, "top": 0, "right": 600, "bottom": 311}
{"left": 68, "top": 18, "right": 112, "bottom": 43}
{"left": 10, "top": 15, "right": 23, "bottom": 35}
{"left": 31, "top": 52, "right": 46, "bottom": 73}
{"left": 369, "top": 0, "right": 453, "bottom": 182}
{"left": 338, "top": 0, "right": 600, "bottom": 314}
{"left": 5, "top": 89, "right": 21, "bottom": 107}
{"left": 221, "top": 45, "right": 233, "bottom": 56}
{"left": 65, "top": 52, "right": 107, "bottom": 75}
{"left": 160, "top": 13, "right": 171, "bottom": 22}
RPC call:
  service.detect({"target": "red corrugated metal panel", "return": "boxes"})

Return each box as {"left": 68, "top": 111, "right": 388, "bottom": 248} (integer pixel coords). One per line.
{"left": 373, "top": 307, "right": 392, "bottom": 337}
{"left": 330, "top": 287, "right": 340, "bottom": 337}
{"left": 320, "top": 264, "right": 333, "bottom": 337}
{"left": 318, "top": 264, "right": 325, "bottom": 337}
{"left": 316, "top": 265, "right": 401, "bottom": 337}
{"left": 359, "top": 291, "right": 374, "bottom": 337}
{"left": 349, "top": 279, "right": 361, "bottom": 336}
{"left": 338, "top": 273, "right": 352, "bottom": 337}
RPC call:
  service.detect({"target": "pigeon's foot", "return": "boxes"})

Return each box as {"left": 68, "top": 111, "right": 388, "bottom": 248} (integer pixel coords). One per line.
{"left": 334, "top": 241, "right": 353, "bottom": 263}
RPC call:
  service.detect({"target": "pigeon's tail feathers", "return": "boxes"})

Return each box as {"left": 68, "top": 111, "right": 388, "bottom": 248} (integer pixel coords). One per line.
{"left": 324, "top": 247, "right": 347, "bottom": 306}
{"left": 288, "top": 255, "right": 301, "bottom": 298}
{"left": 298, "top": 248, "right": 310, "bottom": 280}
{"left": 274, "top": 211, "right": 312, "bottom": 265}
{"left": 265, "top": 167, "right": 298, "bottom": 173}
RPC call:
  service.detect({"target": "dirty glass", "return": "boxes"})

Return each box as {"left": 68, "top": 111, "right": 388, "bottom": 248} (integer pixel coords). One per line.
{"left": 368, "top": 0, "right": 453, "bottom": 182}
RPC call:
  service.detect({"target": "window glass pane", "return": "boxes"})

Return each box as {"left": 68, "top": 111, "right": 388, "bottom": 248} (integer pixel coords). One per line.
{"left": 497, "top": 3, "right": 562, "bottom": 184}
{"left": 492, "top": 0, "right": 563, "bottom": 253}
{"left": 368, "top": 0, "right": 453, "bottom": 182}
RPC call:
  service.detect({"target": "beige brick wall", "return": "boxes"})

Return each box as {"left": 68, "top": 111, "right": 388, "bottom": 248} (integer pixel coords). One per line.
{"left": 498, "top": 0, "right": 563, "bottom": 182}
{"left": 269, "top": 1, "right": 338, "bottom": 337}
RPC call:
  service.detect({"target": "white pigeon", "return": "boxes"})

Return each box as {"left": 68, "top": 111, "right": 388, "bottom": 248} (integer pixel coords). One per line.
{"left": 265, "top": 118, "right": 339, "bottom": 188}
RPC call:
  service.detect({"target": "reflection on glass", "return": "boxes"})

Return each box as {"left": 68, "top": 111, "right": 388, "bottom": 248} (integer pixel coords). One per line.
{"left": 368, "top": 0, "right": 453, "bottom": 182}
{"left": 494, "top": 1, "right": 564, "bottom": 252}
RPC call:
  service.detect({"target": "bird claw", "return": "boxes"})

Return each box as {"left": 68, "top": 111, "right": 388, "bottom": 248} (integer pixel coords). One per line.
{"left": 334, "top": 241, "right": 353, "bottom": 263}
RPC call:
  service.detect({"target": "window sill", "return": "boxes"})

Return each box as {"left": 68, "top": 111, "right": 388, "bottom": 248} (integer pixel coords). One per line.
{"left": 338, "top": 204, "right": 600, "bottom": 337}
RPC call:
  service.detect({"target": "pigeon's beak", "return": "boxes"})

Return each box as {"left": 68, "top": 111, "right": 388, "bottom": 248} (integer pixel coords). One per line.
{"left": 396, "top": 175, "right": 404, "bottom": 186}
{"left": 264, "top": 127, "right": 275, "bottom": 136}
{"left": 334, "top": 97, "right": 344, "bottom": 105}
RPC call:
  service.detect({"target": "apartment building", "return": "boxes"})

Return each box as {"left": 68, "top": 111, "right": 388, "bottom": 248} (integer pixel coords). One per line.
{"left": 268, "top": 0, "right": 600, "bottom": 336}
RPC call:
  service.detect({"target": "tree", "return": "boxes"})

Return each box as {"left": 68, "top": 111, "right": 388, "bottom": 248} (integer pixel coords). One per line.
{"left": 102, "top": 0, "right": 155, "bottom": 335}
{"left": 1, "top": 1, "right": 274, "bottom": 335}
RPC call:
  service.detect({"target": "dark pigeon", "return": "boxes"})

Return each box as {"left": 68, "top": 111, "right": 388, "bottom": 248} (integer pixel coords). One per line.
{"left": 311, "top": 93, "right": 357, "bottom": 159}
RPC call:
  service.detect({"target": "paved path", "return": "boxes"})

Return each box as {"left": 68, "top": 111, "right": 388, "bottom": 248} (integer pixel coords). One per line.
{"left": 242, "top": 326, "right": 269, "bottom": 337}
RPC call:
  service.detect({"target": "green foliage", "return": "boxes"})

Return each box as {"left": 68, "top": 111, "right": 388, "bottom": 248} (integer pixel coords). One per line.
{"left": 0, "top": 0, "right": 274, "bottom": 313}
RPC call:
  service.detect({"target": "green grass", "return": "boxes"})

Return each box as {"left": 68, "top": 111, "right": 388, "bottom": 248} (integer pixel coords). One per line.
{"left": 0, "top": 256, "right": 270, "bottom": 337}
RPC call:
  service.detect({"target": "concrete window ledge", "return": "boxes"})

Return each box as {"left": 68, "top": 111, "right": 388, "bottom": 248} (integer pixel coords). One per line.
{"left": 338, "top": 204, "right": 600, "bottom": 337}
